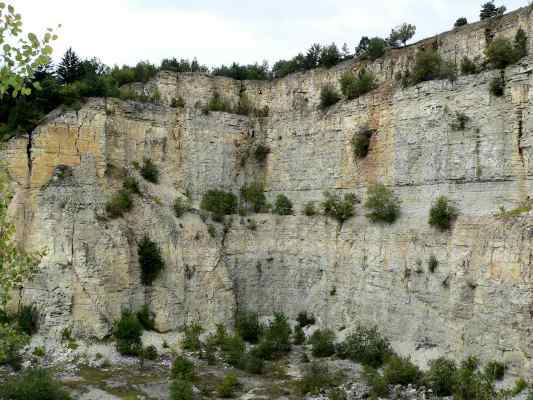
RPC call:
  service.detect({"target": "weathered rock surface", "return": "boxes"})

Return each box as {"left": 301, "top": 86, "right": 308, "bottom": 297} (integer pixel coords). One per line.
{"left": 4, "top": 6, "right": 533, "bottom": 376}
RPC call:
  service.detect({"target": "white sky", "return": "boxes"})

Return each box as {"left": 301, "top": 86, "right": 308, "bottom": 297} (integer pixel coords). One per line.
{"left": 14, "top": 0, "right": 528, "bottom": 68}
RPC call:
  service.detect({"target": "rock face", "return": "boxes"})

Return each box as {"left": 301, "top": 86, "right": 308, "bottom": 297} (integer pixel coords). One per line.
{"left": 4, "top": 6, "right": 533, "bottom": 375}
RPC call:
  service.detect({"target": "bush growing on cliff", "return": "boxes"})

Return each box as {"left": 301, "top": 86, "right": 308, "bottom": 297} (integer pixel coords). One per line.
{"left": 173, "top": 197, "right": 189, "bottom": 218}
{"left": 170, "top": 379, "right": 193, "bottom": 400}
{"left": 383, "top": 355, "right": 422, "bottom": 386}
{"left": 485, "top": 38, "right": 520, "bottom": 69}
{"left": 123, "top": 176, "right": 141, "bottom": 195}
{"left": 296, "top": 362, "right": 343, "bottom": 396}
{"left": 236, "top": 311, "right": 263, "bottom": 343}
{"left": 321, "top": 192, "right": 358, "bottom": 223}
{"left": 254, "top": 312, "right": 292, "bottom": 360}
{"left": 424, "top": 357, "right": 457, "bottom": 396}
{"left": 140, "top": 158, "right": 159, "bottom": 184}
{"left": 429, "top": 196, "right": 458, "bottom": 231}
{"left": 106, "top": 189, "right": 133, "bottom": 218}
{"left": 455, "top": 17, "right": 468, "bottom": 28}
{"left": 136, "top": 305, "right": 155, "bottom": 331}
{"left": 339, "top": 69, "right": 377, "bottom": 100}
{"left": 171, "top": 96, "right": 185, "bottom": 108}
{"left": 296, "top": 311, "right": 315, "bottom": 327}
{"left": 484, "top": 361, "right": 506, "bottom": 381}
{"left": 408, "top": 49, "right": 457, "bottom": 85}
{"left": 309, "top": 329, "right": 336, "bottom": 357}
{"left": 183, "top": 322, "right": 204, "bottom": 352}
{"left": 138, "top": 235, "right": 165, "bottom": 285}
{"left": 171, "top": 355, "right": 195, "bottom": 381}
{"left": 0, "top": 323, "right": 28, "bottom": 370}
{"left": 490, "top": 76, "right": 505, "bottom": 96}
{"left": 207, "top": 91, "right": 231, "bottom": 112}
{"left": 240, "top": 183, "right": 267, "bottom": 213}
{"left": 114, "top": 310, "right": 143, "bottom": 356}
{"left": 515, "top": 28, "right": 528, "bottom": 60}
{"left": 461, "top": 57, "right": 483, "bottom": 75}
{"left": 337, "top": 325, "right": 392, "bottom": 368}
{"left": 273, "top": 194, "right": 293, "bottom": 215}
{"left": 319, "top": 84, "right": 341, "bottom": 109}
{"left": 0, "top": 368, "right": 72, "bottom": 400}
{"left": 254, "top": 144, "right": 270, "bottom": 163}
{"left": 303, "top": 202, "right": 317, "bottom": 216}
{"left": 450, "top": 112, "right": 470, "bottom": 131}
{"left": 217, "top": 372, "right": 239, "bottom": 398}
{"left": 352, "top": 127, "right": 374, "bottom": 159}
{"left": 17, "top": 304, "right": 39, "bottom": 335}
{"left": 364, "top": 184, "right": 400, "bottom": 224}
{"left": 200, "top": 190, "right": 238, "bottom": 221}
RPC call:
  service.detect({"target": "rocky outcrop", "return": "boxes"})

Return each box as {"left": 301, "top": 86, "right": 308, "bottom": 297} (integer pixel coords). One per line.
{"left": 4, "top": 6, "right": 533, "bottom": 375}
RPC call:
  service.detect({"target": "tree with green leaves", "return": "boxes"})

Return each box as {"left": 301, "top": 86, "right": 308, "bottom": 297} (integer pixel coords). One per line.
{"left": 388, "top": 23, "right": 416, "bottom": 48}
{"left": 480, "top": 1, "right": 506, "bottom": 20}
{"left": 56, "top": 47, "right": 82, "bottom": 84}
{"left": 0, "top": 2, "right": 59, "bottom": 97}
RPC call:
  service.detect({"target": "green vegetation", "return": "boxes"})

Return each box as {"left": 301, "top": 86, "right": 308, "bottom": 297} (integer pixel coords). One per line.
{"left": 254, "top": 312, "right": 292, "bottom": 360}
{"left": 296, "top": 362, "right": 343, "bottom": 396}
{"left": 143, "top": 345, "right": 158, "bottom": 361}
{"left": 273, "top": 194, "right": 293, "bottom": 215}
{"left": 183, "top": 323, "right": 204, "bottom": 352}
{"left": 405, "top": 49, "right": 457, "bottom": 86}
{"left": 450, "top": 111, "right": 470, "bottom": 131}
{"left": 136, "top": 305, "right": 155, "bottom": 331}
{"left": 428, "top": 255, "right": 439, "bottom": 273}
{"left": 140, "top": 158, "right": 159, "bottom": 184}
{"left": 236, "top": 311, "right": 263, "bottom": 343}
{"left": 17, "top": 304, "right": 39, "bottom": 335}
{"left": 137, "top": 235, "right": 165, "bottom": 285}
{"left": 123, "top": 176, "right": 140, "bottom": 195}
{"left": 484, "top": 361, "right": 505, "bottom": 381}
{"left": 490, "top": 76, "right": 505, "bottom": 96}
{"left": 113, "top": 310, "right": 143, "bottom": 356}
{"left": 240, "top": 183, "right": 267, "bottom": 213}
{"left": 337, "top": 325, "right": 392, "bottom": 368}
{"left": 511, "top": 378, "right": 528, "bottom": 395}
{"left": 217, "top": 372, "right": 239, "bottom": 398}
{"left": 200, "top": 190, "right": 238, "bottom": 221}
{"left": 320, "top": 84, "right": 341, "bottom": 109}
{"left": 213, "top": 62, "right": 271, "bottom": 80}
{"left": 364, "top": 183, "right": 400, "bottom": 224}
{"left": 340, "top": 69, "right": 377, "bottom": 100}
{"left": 206, "top": 91, "right": 231, "bottom": 113}
{"left": 428, "top": 196, "right": 458, "bottom": 231}
{"left": 105, "top": 189, "right": 133, "bottom": 219}
{"left": 485, "top": 38, "right": 520, "bottom": 69}
{"left": 515, "top": 28, "right": 528, "bottom": 59}
{"left": 461, "top": 57, "right": 482, "bottom": 75}
{"left": 293, "top": 325, "right": 306, "bottom": 345}
{"left": 455, "top": 17, "right": 468, "bottom": 28}
{"left": 425, "top": 357, "right": 457, "bottom": 396}
{"left": 170, "top": 379, "right": 193, "bottom": 400}
{"left": 296, "top": 311, "right": 315, "bottom": 327}
{"left": 387, "top": 23, "right": 416, "bottom": 48}
{"left": 363, "top": 366, "right": 389, "bottom": 398}
{"left": 173, "top": 197, "right": 189, "bottom": 218}
{"left": 254, "top": 145, "right": 270, "bottom": 163}
{"left": 303, "top": 202, "right": 317, "bottom": 216}
{"left": 171, "top": 96, "right": 185, "bottom": 108}
{"left": 309, "top": 329, "right": 336, "bottom": 357}
{"left": 352, "top": 127, "right": 374, "bottom": 159}
{"left": 480, "top": 1, "right": 506, "bottom": 20}
{"left": 383, "top": 355, "right": 422, "bottom": 386}
{"left": 171, "top": 355, "right": 195, "bottom": 380}
{"left": 356, "top": 37, "right": 388, "bottom": 61}
{"left": 321, "top": 192, "right": 358, "bottom": 223}
{"left": 0, "top": 368, "right": 72, "bottom": 400}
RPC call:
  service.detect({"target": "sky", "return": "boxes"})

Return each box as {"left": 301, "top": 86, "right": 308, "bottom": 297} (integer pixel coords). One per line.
{"left": 14, "top": 0, "right": 528, "bottom": 69}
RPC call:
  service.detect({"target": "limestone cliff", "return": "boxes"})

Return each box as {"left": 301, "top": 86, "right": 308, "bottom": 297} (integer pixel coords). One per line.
{"left": 4, "top": 6, "right": 533, "bottom": 375}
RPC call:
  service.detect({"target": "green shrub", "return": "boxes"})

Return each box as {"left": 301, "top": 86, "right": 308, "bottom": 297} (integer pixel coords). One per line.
{"left": 425, "top": 357, "right": 457, "bottom": 396}
{"left": 408, "top": 49, "right": 456, "bottom": 85}
{"left": 461, "top": 57, "right": 482, "bottom": 75}
{"left": 321, "top": 192, "right": 358, "bottom": 223}
{"left": 123, "top": 176, "right": 140, "bottom": 195}
{"left": 364, "top": 183, "right": 400, "bottom": 224}
{"left": 217, "top": 372, "right": 239, "bottom": 398}
{"left": 0, "top": 368, "right": 72, "bottom": 400}
{"left": 303, "top": 202, "right": 317, "bottom": 216}
{"left": 515, "top": 28, "right": 528, "bottom": 59}
{"left": 183, "top": 323, "right": 203, "bottom": 352}
{"left": 352, "top": 127, "right": 374, "bottom": 158}
{"left": 171, "top": 355, "right": 195, "bottom": 380}
{"left": 173, "top": 197, "right": 189, "bottom": 218}
{"left": 240, "top": 183, "right": 267, "bottom": 213}
{"left": 143, "top": 345, "right": 158, "bottom": 360}
{"left": 273, "top": 194, "right": 293, "bottom": 215}
{"left": 254, "top": 144, "right": 270, "bottom": 163}
{"left": 138, "top": 235, "right": 165, "bottom": 285}
{"left": 17, "top": 304, "right": 39, "bottom": 335}
{"left": 320, "top": 84, "right": 341, "bottom": 109}
{"left": 453, "top": 366, "right": 494, "bottom": 400}
{"left": 296, "top": 311, "right": 315, "bottom": 327}
{"left": 255, "top": 312, "right": 292, "bottom": 360}
{"left": 33, "top": 346, "right": 45, "bottom": 357}
{"left": 485, "top": 38, "right": 519, "bottom": 69}
{"left": 221, "top": 334, "right": 246, "bottom": 367}
{"left": 340, "top": 69, "right": 377, "bottom": 100}
{"left": 106, "top": 189, "right": 133, "bottom": 218}
{"left": 461, "top": 355, "right": 480, "bottom": 372}
{"left": 235, "top": 93, "right": 253, "bottom": 116}
{"left": 366, "top": 37, "right": 388, "bottom": 61}
{"left": 140, "top": 158, "right": 159, "bottom": 184}
{"left": 450, "top": 112, "right": 470, "bottom": 131}
{"left": 383, "top": 355, "right": 422, "bottom": 386}
{"left": 113, "top": 310, "right": 143, "bottom": 356}
{"left": 511, "top": 378, "right": 528, "bottom": 395}
{"left": 428, "top": 255, "right": 439, "bottom": 273}
{"left": 201, "top": 190, "right": 238, "bottom": 220}
{"left": 171, "top": 97, "right": 185, "bottom": 108}
{"left": 170, "top": 379, "right": 193, "bottom": 400}
{"left": 293, "top": 325, "right": 306, "bottom": 345}
{"left": 296, "top": 362, "right": 342, "bottom": 395}
{"left": 484, "top": 361, "right": 505, "bottom": 381}
{"left": 0, "top": 324, "right": 28, "bottom": 369}
{"left": 236, "top": 311, "right": 263, "bottom": 343}
{"left": 337, "top": 325, "right": 392, "bottom": 368}
{"left": 490, "top": 76, "right": 505, "bottom": 96}
{"left": 207, "top": 92, "right": 230, "bottom": 112}
{"left": 136, "top": 305, "right": 155, "bottom": 331}
{"left": 363, "top": 366, "right": 389, "bottom": 398}
{"left": 240, "top": 351, "right": 265, "bottom": 374}
{"left": 455, "top": 17, "right": 468, "bottom": 28}
{"left": 309, "top": 329, "right": 336, "bottom": 357}
{"left": 428, "top": 196, "right": 458, "bottom": 231}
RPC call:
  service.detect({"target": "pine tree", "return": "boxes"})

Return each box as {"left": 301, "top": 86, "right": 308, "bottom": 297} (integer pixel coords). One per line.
{"left": 56, "top": 47, "right": 82, "bottom": 84}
